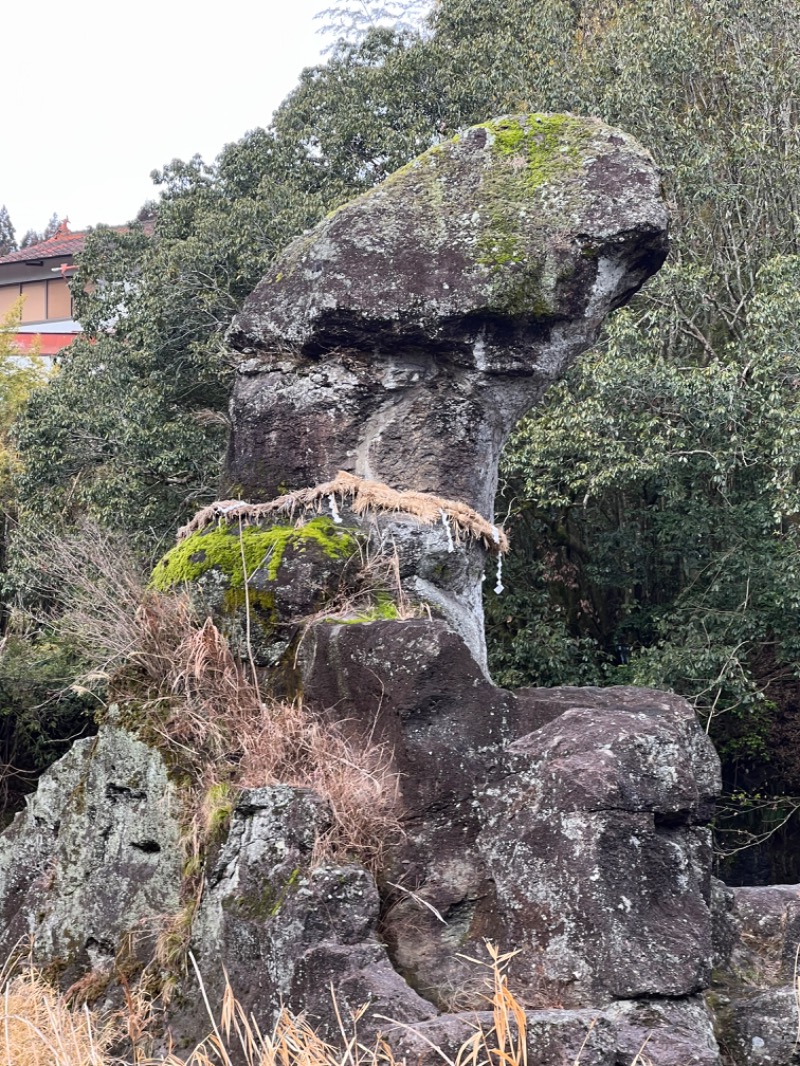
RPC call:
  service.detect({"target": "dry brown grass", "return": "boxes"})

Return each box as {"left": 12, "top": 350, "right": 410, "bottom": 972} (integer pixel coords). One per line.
{"left": 24, "top": 522, "right": 401, "bottom": 872}
{"left": 0, "top": 965, "right": 118, "bottom": 1065}
{"left": 178, "top": 471, "right": 509, "bottom": 554}
{"left": 0, "top": 945, "right": 528, "bottom": 1066}
{"left": 0, "top": 943, "right": 628, "bottom": 1066}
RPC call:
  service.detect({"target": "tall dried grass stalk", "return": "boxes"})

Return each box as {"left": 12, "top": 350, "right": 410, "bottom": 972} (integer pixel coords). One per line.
{"left": 0, "top": 943, "right": 624, "bottom": 1066}
{"left": 178, "top": 471, "right": 509, "bottom": 554}
{"left": 0, "top": 965, "right": 116, "bottom": 1065}
{"left": 113, "top": 598, "right": 400, "bottom": 873}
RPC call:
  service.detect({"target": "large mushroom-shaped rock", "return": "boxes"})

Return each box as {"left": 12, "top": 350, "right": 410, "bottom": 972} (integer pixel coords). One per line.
{"left": 226, "top": 113, "right": 668, "bottom": 518}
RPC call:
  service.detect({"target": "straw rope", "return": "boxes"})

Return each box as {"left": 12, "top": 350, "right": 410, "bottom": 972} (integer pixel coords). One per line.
{"left": 178, "top": 471, "right": 508, "bottom": 553}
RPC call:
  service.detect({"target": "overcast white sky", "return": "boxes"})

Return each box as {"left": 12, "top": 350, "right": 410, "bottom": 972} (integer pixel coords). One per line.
{"left": 3, "top": 0, "right": 331, "bottom": 239}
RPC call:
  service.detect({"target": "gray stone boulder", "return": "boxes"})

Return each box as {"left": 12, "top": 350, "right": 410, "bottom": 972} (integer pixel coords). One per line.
{"left": 608, "top": 998, "right": 722, "bottom": 1066}
{"left": 300, "top": 619, "right": 722, "bottom": 1013}
{"left": 227, "top": 114, "right": 668, "bottom": 520}
{"left": 475, "top": 693, "right": 719, "bottom": 1006}
{"left": 713, "top": 987, "right": 800, "bottom": 1066}
{"left": 709, "top": 881, "right": 800, "bottom": 1065}
{"left": 179, "top": 785, "right": 434, "bottom": 1046}
{"left": 392, "top": 1000, "right": 725, "bottom": 1066}
{"left": 0, "top": 724, "right": 183, "bottom": 986}
{"left": 391, "top": 1009, "right": 619, "bottom": 1066}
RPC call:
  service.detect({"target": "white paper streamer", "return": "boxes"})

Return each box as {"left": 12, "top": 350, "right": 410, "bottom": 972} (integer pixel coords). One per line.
{"left": 328, "top": 493, "right": 343, "bottom": 524}
{"left": 440, "top": 509, "right": 455, "bottom": 552}
{"left": 494, "top": 552, "right": 504, "bottom": 595}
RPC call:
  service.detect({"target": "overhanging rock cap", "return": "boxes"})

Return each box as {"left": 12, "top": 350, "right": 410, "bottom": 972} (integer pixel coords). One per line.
{"left": 229, "top": 113, "right": 669, "bottom": 357}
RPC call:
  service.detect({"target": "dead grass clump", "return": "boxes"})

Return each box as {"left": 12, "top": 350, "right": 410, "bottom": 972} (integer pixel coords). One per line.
{"left": 125, "top": 599, "right": 401, "bottom": 872}
{"left": 237, "top": 700, "right": 400, "bottom": 870}
{"left": 23, "top": 522, "right": 401, "bottom": 872}
{"left": 178, "top": 471, "right": 509, "bottom": 554}
{"left": 171, "top": 943, "right": 529, "bottom": 1066}
{"left": 0, "top": 942, "right": 620, "bottom": 1066}
{"left": 0, "top": 965, "right": 119, "bottom": 1065}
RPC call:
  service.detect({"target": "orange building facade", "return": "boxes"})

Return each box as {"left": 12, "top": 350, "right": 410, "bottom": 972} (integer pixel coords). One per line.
{"left": 0, "top": 222, "right": 85, "bottom": 356}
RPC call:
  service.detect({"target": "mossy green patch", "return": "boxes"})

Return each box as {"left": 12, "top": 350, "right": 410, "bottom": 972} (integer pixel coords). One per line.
{"left": 481, "top": 114, "right": 590, "bottom": 188}
{"left": 332, "top": 592, "right": 401, "bottom": 625}
{"left": 151, "top": 516, "right": 357, "bottom": 593}
{"left": 231, "top": 867, "right": 301, "bottom": 921}
{"left": 474, "top": 114, "right": 594, "bottom": 311}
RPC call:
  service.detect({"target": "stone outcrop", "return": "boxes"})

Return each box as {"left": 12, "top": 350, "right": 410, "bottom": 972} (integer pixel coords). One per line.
{"left": 0, "top": 634, "right": 728, "bottom": 1064}
{"left": 182, "top": 785, "right": 434, "bottom": 1045}
{"left": 226, "top": 114, "right": 668, "bottom": 519}
{"left": 300, "top": 621, "right": 722, "bottom": 1016}
{"left": 0, "top": 725, "right": 183, "bottom": 988}
{"left": 477, "top": 699, "right": 718, "bottom": 1004}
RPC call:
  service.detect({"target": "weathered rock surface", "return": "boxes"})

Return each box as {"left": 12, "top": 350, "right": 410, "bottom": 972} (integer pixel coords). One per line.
{"left": 608, "top": 998, "right": 722, "bottom": 1066}
{"left": 177, "top": 785, "right": 434, "bottom": 1045}
{"left": 392, "top": 1009, "right": 619, "bottom": 1066}
{"left": 0, "top": 724, "right": 182, "bottom": 985}
{"left": 300, "top": 619, "right": 722, "bottom": 1011}
{"left": 477, "top": 706, "right": 717, "bottom": 1005}
{"left": 223, "top": 115, "right": 667, "bottom": 674}
{"left": 226, "top": 113, "right": 668, "bottom": 519}
{"left": 0, "top": 623, "right": 727, "bottom": 1065}
{"left": 709, "top": 880, "right": 800, "bottom": 1065}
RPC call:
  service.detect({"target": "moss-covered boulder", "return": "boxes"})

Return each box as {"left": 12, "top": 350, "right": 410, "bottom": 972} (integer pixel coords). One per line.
{"left": 231, "top": 113, "right": 667, "bottom": 352}
{"left": 152, "top": 517, "right": 360, "bottom": 664}
{"left": 226, "top": 112, "right": 669, "bottom": 518}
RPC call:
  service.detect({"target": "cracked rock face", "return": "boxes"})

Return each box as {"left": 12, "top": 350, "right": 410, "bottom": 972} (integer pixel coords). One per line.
{"left": 226, "top": 113, "right": 668, "bottom": 519}
{"left": 175, "top": 785, "right": 435, "bottom": 1046}
{"left": 0, "top": 725, "right": 182, "bottom": 984}
{"left": 475, "top": 695, "right": 720, "bottom": 1005}
{"left": 709, "top": 881, "right": 800, "bottom": 1065}
{"left": 300, "top": 624, "right": 722, "bottom": 1012}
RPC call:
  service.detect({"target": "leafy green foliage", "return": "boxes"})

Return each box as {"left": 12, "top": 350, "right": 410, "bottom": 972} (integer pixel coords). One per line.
{"left": 495, "top": 255, "right": 800, "bottom": 796}
{"left": 0, "top": 635, "right": 95, "bottom": 819}
{"left": 316, "top": 0, "right": 432, "bottom": 45}
{"left": 0, "top": 303, "right": 50, "bottom": 512}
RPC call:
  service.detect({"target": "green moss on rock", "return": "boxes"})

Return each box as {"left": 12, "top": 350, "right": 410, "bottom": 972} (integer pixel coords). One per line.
{"left": 331, "top": 593, "right": 401, "bottom": 625}
{"left": 151, "top": 517, "right": 357, "bottom": 593}
{"left": 481, "top": 114, "right": 589, "bottom": 187}
{"left": 474, "top": 115, "right": 592, "bottom": 308}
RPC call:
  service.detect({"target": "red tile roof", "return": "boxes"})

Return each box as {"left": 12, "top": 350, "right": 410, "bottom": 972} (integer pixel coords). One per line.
{"left": 0, "top": 231, "right": 87, "bottom": 265}
{"left": 0, "top": 219, "right": 154, "bottom": 267}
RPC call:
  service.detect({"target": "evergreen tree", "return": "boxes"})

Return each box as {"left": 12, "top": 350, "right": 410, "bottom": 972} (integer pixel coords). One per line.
{"left": 0, "top": 207, "right": 16, "bottom": 257}
{"left": 41, "top": 213, "right": 60, "bottom": 240}
{"left": 19, "top": 213, "right": 61, "bottom": 249}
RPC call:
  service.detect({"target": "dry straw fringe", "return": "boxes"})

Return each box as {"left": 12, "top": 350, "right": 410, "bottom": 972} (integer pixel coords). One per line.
{"left": 178, "top": 471, "right": 509, "bottom": 554}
